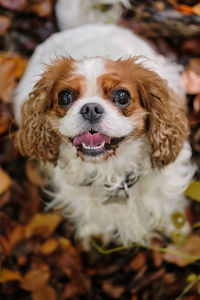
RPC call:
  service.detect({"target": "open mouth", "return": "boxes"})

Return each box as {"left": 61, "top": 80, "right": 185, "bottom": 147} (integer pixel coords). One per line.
{"left": 72, "top": 130, "right": 125, "bottom": 157}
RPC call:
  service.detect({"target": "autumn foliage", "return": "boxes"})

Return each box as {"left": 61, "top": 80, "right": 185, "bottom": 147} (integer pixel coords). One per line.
{"left": 0, "top": 1, "right": 200, "bottom": 299}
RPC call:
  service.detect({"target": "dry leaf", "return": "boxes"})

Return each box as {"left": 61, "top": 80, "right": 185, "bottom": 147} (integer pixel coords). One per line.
{"left": 0, "top": 268, "right": 22, "bottom": 283}
{"left": 0, "top": 117, "right": 9, "bottom": 135}
{"left": 177, "top": 4, "right": 193, "bottom": 14}
{"left": 0, "top": 53, "right": 27, "bottom": 102}
{"left": 0, "top": 0, "right": 26, "bottom": 11}
{"left": 102, "top": 281, "right": 125, "bottom": 299}
{"left": 0, "top": 15, "right": 11, "bottom": 35}
{"left": 129, "top": 251, "right": 146, "bottom": 271}
{"left": 25, "top": 160, "right": 46, "bottom": 187}
{"left": 63, "top": 281, "right": 86, "bottom": 299}
{"left": 32, "top": 285, "right": 56, "bottom": 300}
{"left": 185, "top": 181, "right": 200, "bottom": 202}
{"left": 182, "top": 59, "right": 200, "bottom": 94}
{"left": 41, "top": 238, "right": 58, "bottom": 255}
{"left": 8, "top": 225, "right": 25, "bottom": 251}
{"left": 192, "top": 3, "right": 200, "bottom": 16}
{"left": 163, "top": 235, "right": 200, "bottom": 267}
{"left": 193, "top": 94, "right": 200, "bottom": 114}
{"left": 30, "top": 0, "right": 53, "bottom": 17}
{"left": 21, "top": 264, "right": 50, "bottom": 291}
{"left": 25, "top": 212, "right": 62, "bottom": 238}
{"left": 0, "top": 167, "right": 11, "bottom": 195}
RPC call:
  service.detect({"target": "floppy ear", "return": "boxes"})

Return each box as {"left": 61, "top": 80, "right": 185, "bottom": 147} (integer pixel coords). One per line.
{"left": 137, "top": 70, "right": 188, "bottom": 168}
{"left": 15, "top": 69, "right": 61, "bottom": 163}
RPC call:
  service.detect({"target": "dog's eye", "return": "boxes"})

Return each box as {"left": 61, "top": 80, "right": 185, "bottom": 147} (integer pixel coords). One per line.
{"left": 111, "top": 89, "right": 131, "bottom": 107}
{"left": 58, "top": 89, "right": 75, "bottom": 106}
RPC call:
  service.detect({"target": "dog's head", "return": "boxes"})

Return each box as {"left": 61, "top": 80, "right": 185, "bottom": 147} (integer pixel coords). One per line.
{"left": 16, "top": 57, "right": 188, "bottom": 168}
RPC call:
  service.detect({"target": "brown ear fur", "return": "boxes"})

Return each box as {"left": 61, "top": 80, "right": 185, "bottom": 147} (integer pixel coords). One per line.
{"left": 14, "top": 59, "right": 72, "bottom": 163}
{"left": 15, "top": 89, "right": 61, "bottom": 163}
{"left": 137, "top": 70, "right": 189, "bottom": 168}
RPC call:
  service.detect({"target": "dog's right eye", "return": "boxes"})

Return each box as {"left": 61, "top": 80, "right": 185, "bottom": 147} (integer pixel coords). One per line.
{"left": 58, "top": 89, "right": 75, "bottom": 106}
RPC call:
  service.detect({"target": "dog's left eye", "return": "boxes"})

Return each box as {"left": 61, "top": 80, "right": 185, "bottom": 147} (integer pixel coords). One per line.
{"left": 111, "top": 89, "right": 131, "bottom": 107}
{"left": 58, "top": 89, "right": 75, "bottom": 106}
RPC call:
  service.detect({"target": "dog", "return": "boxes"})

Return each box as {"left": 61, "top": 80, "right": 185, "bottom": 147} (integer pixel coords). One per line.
{"left": 14, "top": 22, "right": 195, "bottom": 249}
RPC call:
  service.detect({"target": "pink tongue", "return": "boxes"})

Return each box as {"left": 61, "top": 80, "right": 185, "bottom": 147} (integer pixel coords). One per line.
{"left": 73, "top": 132, "right": 110, "bottom": 147}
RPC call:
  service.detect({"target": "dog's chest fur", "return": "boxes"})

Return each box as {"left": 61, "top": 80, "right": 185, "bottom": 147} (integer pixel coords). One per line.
{"left": 45, "top": 139, "right": 194, "bottom": 246}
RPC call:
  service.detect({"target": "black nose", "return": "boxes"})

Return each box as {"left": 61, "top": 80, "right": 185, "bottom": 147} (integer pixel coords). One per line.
{"left": 80, "top": 103, "right": 104, "bottom": 122}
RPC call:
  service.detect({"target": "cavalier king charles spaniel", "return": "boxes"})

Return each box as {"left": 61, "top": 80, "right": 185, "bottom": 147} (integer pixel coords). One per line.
{"left": 14, "top": 24, "right": 195, "bottom": 249}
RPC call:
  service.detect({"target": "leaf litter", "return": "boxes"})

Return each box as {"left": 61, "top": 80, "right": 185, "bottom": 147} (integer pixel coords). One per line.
{"left": 0, "top": 0, "right": 200, "bottom": 299}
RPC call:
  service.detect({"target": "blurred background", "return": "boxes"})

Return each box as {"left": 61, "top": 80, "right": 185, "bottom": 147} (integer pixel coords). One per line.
{"left": 0, "top": 1, "right": 200, "bottom": 299}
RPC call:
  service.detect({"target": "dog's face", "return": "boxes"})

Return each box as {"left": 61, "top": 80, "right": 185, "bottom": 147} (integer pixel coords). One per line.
{"left": 16, "top": 57, "right": 188, "bottom": 167}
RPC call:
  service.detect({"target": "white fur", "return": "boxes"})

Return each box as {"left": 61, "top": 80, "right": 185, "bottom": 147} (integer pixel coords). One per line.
{"left": 14, "top": 20, "right": 194, "bottom": 248}
{"left": 55, "top": 0, "right": 131, "bottom": 31}
{"left": 47, "top": 140, "right": 195, "bottom": 248}
{"left": 14, "top": 24, "right": 185, "bottom": 124}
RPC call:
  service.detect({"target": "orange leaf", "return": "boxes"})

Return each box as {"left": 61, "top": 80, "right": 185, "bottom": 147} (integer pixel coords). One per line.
{"left": 102, "top": 281, "right": 125, "bottom": 299}
{"left": 32, "top": 285, "right": 56, "bottom": 300}
{"left": 163, "top": 235, "right": 200, "bottom": 267}
{"left": 177, "top": 4, "right": 193, "bottom": 14}
{"left": 30, "top": 0, "right": 53, "bottom": 17}
{"left": 8, "top": 224, "right": 25, "bottom": 250}
{"left": 25, "top": 160, "right": 46, "bottom": 187}
{"left": 0, "top": 268, "right": 22, "bottom": 283}
{"left": 129, "top": 251, "right": 146, "bottom": 271}
{"left": 25, "top": 212, "right": 62, "bottom": 238}
{"left": 21, "top": 264, "right": 50, "bottom": 291}
{"left": 0, "top": 53, "right": 27, "bottom": 102}
{"left": 192, "top": 3, "right": 200, "bottom": 16}
{"left": 41, "top": 238, "right": 58, "bottom": 255}
{"left": 0, "top": 167, "right": 11, "bottom": 195}
{"left": 182, "top": 58, "right": 200, "bottom": 94}
{"left": 0, "top": 117, "right": 9, "bottom": 135}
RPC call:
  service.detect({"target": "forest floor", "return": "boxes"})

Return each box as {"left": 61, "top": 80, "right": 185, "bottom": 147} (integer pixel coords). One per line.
{"left": 0, "top": 1, "right": 200, "bottom": 299}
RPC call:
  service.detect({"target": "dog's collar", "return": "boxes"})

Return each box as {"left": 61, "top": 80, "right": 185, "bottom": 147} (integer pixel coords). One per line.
{"left": 104, "top": 172, "right": 139, "bottom": 199}
{"left": 81, "top": 171, "right": 140, "bottom": 202}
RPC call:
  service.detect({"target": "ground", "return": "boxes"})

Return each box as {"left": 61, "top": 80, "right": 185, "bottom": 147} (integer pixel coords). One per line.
{"left": 0, "top": 1, "right": 200, "bottom": 299}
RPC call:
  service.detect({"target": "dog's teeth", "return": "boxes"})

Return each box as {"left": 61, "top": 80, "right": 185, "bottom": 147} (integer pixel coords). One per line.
{"left": 101, "top": 141, "right": 105, "bottom": 147}
{"left": 81, "top": 143, "right": 104, "bottom": 150}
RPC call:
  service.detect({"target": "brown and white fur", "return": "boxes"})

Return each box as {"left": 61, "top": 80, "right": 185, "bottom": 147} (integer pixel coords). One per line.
{"left": 14, "top": 23, "right": 195, "bottom": 249}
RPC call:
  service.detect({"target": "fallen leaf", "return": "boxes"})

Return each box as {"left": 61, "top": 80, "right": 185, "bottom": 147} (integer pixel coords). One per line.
{"left": 192, "top": 3, "right": 200, "bottom": 16}
{"left": 30, "top": 0, "right": 53, "bottom": 17}
{"left": 163, "top": 273, "right": 176, "bottom": 284}
{"left": 0, "top": 190, "right": 11, "bottom": 208}
{"left": 0, "top": 0, "right": 26, "bottom": 11}
{"left": 32, "top": 285, "right": 56, "bottom": 300}
{"left": 129, "top": 251, "right": 146, "bottom": 271}
{"left": 193, "top": 128, "right": 200, "bottom": 153}
{"left": 0, "top": 167, "right": 11, "bottom": 195}
{"left": 21, "top": 264, "right": 50, "bottom": 291}
{"left": 151, "top": 239, "right": 163, "bottom": 267}
{"left": 41, "top": 238, "right": 58, "bottom": 255}
{"left": 0, "top": 53, "right": 27, "bottom": 102}
{"left": 63, "top": 281, "right": 86, "bottom": 299}
{"left": 0, "top": 268, "right": 22, "bottom": 283}
{"left": 25, "top": 160, "right": 46, "bottom": 187}
{"left": 163, "top": 235, "right": 200, "bottom": 267}
{"left": 193, "top": 94, "right": 200, "bottom": 114}
{"left": 185, "top": 181, "right": 200, "bottom": 202}
{"left": 182, "top": 59, "right": 200, "bottom": 94}
{"left": 0, "top": 117, "right": 9, "bottom": 135}
{"left": 25, "top": 212, "right": 62, "bottom": 238}
{"left": 0, "top": 15, "right": 11, "bottom": 35}
{"left": 177, "top": 4, "right": 193, "bottom": 14}
{"left": 58, "top": 237, "right": 71, "bottom": 250}
{"left": 8, "top": 224, "right": 25, "bottom": 251}
{"left": 102, "top": 281, "right": 125, "bottom": 299}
